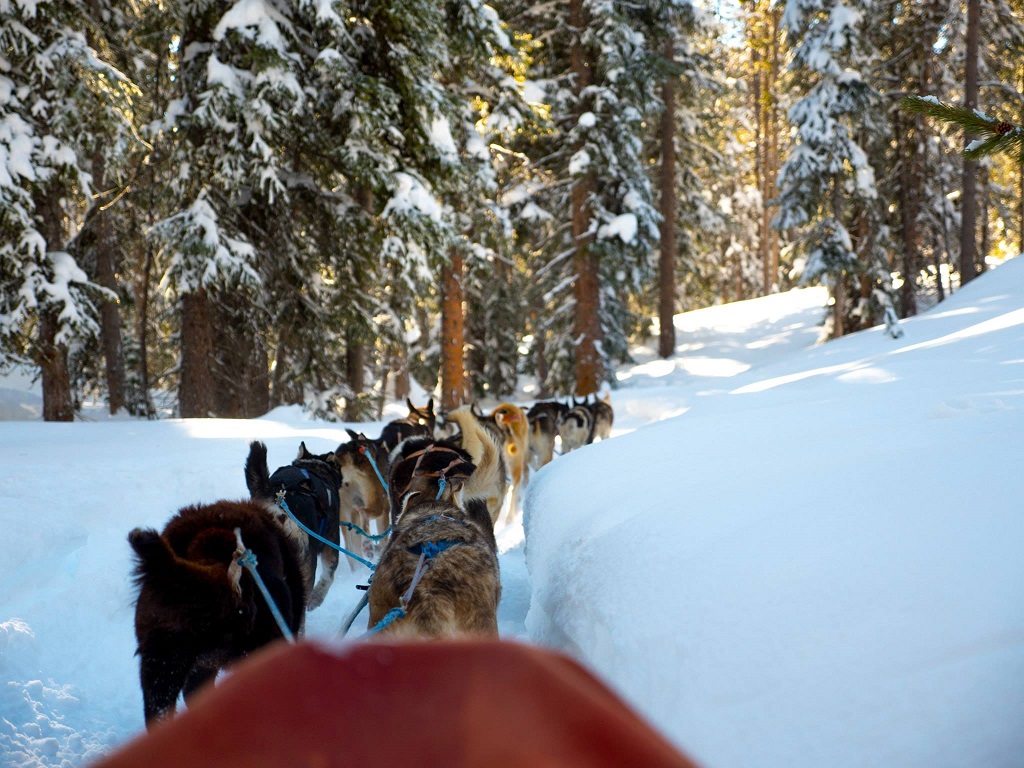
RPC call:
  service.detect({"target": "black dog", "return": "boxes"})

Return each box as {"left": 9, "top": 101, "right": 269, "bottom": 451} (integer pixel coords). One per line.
{"left": 128, "top": 499, "right": 307, "bottom": 727}
{"left": 244, "top": 441, "right": 343, "bottom": 611}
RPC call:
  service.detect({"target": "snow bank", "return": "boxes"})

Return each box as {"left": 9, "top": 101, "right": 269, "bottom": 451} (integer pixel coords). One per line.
{"left": 525, "top": 258, "right": 1024, "bottom": 767}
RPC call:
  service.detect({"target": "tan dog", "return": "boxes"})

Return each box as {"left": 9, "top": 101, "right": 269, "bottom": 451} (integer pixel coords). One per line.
{"left": 491, "top": 402, "right": 529, "bottom": 518}
{"left": 334, "top": 431, "right": 391, "bottom": 566}
{"left": 444, "top": 405, "right": 508, "bottom": 525}
{"left": 367, "top": 439, "right": 500, "bottom": 638}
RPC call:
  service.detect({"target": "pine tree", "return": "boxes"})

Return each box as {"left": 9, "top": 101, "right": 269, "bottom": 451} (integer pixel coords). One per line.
{"left": 0, "top": 0, "right": 141, "bottom": 420}
{"left": 774, "top": 0, "right": 891, "bottom": 337}
{"left": 508, "top": 0, "right": 677, "bottom": 394}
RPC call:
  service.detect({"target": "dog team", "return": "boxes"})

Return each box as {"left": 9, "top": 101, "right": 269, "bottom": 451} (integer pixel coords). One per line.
{"left": 127, "top": 394, "right": 613, "bottom": 726}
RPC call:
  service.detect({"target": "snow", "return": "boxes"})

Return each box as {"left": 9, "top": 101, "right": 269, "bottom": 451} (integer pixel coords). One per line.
{"left": 2, "top": 259, "right": 1022, "bottom": 766}
{"left": 598, "top": 212, "right": 638, "bottom": 244}
{"left": 427, "top": 116, "right": 458, "bottom": 159}
{"left": 525, "top": 257, "right": 1024, "bottom": 768}
{"left": 381, "top": 171, "right": 444, "bottom": 222}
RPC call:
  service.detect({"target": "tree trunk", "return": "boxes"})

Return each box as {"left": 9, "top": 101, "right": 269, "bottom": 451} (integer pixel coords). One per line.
{"left": 658, "top": 39, "right": 677, "bottom": 359}
{"left": 36, "top": 187, "right": 74, "bottom": 421}
{"left": 979, "top": 164, "right": 989, "bottom": 274}
{"left": 440, "top": 249, "right": 465, "bottom": 411}
{"left": 90, "top": 150, "right": 127, "bottom": 414}
{"left": 179, "top": 289, "right": 215, "bottom": 417}
{"left": 894, "top": 112, "right": 919, "bottom": 317}
{"left": 535, "top": 326, "right": 549, "bottom": 399}
{"left": 570, "top": 0, "right": 600, "bottom": 396}
{"left": 137, "top": 233, "right": 155, "bottom": 418}
{"left": 752, "top": 43, "right": 769, "bottom": 296}
{"left": 959, "top": 0, "right": 980, "bottom": 286}
{"left": 39, "top": 309, "right": 75, "bottom": 422}
{"left": 344, "top": 335, "right": 366, "bottom": 421}
{"left": 767, "top": 5, "right": 781, "bottom": 290}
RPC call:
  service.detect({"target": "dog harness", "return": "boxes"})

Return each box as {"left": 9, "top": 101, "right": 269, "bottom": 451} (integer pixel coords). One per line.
{"left": 269, "top": 465, "right": 336, "bottom": 539}
{"left": 397, "top": 445, "right": 472, "bottom": 501}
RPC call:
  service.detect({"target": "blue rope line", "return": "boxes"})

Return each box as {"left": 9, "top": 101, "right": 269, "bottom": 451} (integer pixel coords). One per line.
{"left": 340, "top": 520, "right": 391, "bottom": 542}
{"left": 361, "top": 606, "right": 406, "bottom": 638}
{"left": 435, "top": 475, "right": 446, "bottom": 500}
{"left": 359, "top": 446, "right": 389, "bottom": 493}
{"left": 277, "top": 495, "right": 376, "bottom": 570}
{"left": 236, "top": 548, "right": 295, "bottom": 643}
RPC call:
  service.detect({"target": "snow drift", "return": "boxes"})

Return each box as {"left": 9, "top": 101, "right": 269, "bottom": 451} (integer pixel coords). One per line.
{"left": 525, "top": 259, "right": 1024, "bottom": 767}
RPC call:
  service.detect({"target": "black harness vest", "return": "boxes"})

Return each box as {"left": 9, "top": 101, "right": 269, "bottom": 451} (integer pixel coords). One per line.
{"left": 269, "top": 465, "right": 337, "bottom": 540}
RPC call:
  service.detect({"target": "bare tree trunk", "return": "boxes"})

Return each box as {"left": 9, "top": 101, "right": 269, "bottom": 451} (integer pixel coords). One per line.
{"left": 979, "top": 164, "right": 989, "bottom": 274}
{"left": 179, "top": 289, "right": 214, "bottom": 417}
{"left": 752, "top": 44, "right": 769, "bottom": 296}
{"left": 570, "top": 0, "right": 600, "bottom": 395}
{"left": 535, "top": 326, "right": 549, "bottom": 399}
{"left": 90, "top": 150, "right": 127, "bottom": 414}
{"left": 137, "top": 234, "right": 155, "bottom": 418}
{"left": 440, "top": 250, "right": 465, "bottom": 411}
{"left": 658, "top": 40, "right": 677, "bottom": 359}
{"left": 894, "top": 112, "right": 919, "bottom": 317}
{"left": 344, "top": 334, "right": 366, "bottom": 421}
{"left": 36, "top": 187, "right": 74, "bottom": 421}
{"left": 767, "top": 5, "right": 781, "bottom": 289}
{"left": 959, "top": 0, "right": 980, "bottom": 286}
{"left": 394, "top": 347, "right": 410, "bottom": 401}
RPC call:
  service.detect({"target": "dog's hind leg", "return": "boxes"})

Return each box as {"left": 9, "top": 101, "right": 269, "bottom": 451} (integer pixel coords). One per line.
{"left": 182, "top": 663, "right": 218, "bottom": 704}
{"left": 139, "top": 646, "right": 193, "bottom": 728}
{"left": 308, "top": 547, "right": 339, "bottom": 611}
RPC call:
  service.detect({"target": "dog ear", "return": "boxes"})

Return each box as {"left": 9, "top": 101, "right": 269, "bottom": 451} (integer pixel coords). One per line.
{"left": 406, "top": 397, "right": 415, "bottom": 412}
{"left": 427, "top": 397, "right": 434, "bottom": 415}
{"left": 346, "top": 428, "right": 360, "bottom": 442}
{"left": 296, "top": 441, "right": 310, "bottom": 460}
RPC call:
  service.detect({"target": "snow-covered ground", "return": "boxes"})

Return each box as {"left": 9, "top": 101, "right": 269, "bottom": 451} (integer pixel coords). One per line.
{"left": 1, "top": 263, "right": 1020, "bottom": 767}
{"left": 526, "top": 261, "right": 1024, "bottom": 767}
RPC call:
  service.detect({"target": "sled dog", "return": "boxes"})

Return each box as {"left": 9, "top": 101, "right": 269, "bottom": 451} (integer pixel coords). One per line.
{"left": 128, "top": 499, "right": 307, "bottom": 727}
{"left": 443, "top": 405, "right": 508, "bottom": 524}
{"left": 587, "top": 393, "right": 614, "bottom": 442}
{"left": 367, "top": 439, "right": 500, "bottom": 638}
{"left": 559, "top": 402, "right": 594, "bottom": 453}
{"left": 334, "top": 430, "right": 391, "bottom": 564}
{"left": 491, "top": 402, "right": 529, "bottom": 517}
{"left": 527, "top": 400, "right": 569, "bottom": 468}
{"left": 244, "top": 441, "right": 343, "bottom": 609}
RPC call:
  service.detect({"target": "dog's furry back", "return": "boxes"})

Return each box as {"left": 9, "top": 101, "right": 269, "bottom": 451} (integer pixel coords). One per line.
{"left": 367, "top": 498, "right": 500, "bottom": 639}
{"left": 129, "top": 500, "right": 307, "bottom": 726}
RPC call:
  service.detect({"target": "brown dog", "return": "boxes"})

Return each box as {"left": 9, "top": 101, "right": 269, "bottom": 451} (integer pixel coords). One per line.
{"left": 128, "top": 500, "right": 307, "bottom": 727}
{"left": 443, "top": 405, "right": 508, "bottom": 525}
{"left": 334, "top": 431, "right": 391, "bottom": 566}
{"left": 367, "top": 439, "right": 500, "bottom": 639}
{"left": 491, "top": 402, "right": 529, "bottom": 519}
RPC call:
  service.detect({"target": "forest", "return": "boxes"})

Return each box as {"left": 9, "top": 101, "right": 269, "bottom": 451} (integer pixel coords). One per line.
{"left": 2, "top": 0, "right": 1021, "bottom": 421}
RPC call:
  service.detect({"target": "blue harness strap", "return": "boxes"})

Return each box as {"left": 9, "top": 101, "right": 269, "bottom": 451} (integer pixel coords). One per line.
{"left": 277, "top": 494, "right": 376, "bottom": 571}
{"left": 358, "top": 538, "right": 462, "bottom": 638}
{"left": 340, "top": 520, "right": 392, "bottom": 542}
{"left": 233, "top": 531, "right": 295, "bottom": 643}
{"left": 359, "top": 445, "right": 389, "bottom": 493}
{"left": 361, "top": 606, "right": 406, "bottom": 638}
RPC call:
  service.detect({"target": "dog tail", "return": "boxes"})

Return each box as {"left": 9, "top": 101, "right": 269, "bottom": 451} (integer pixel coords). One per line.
{"left": 245, "top": 441, "right": 274, "bottom": 501}
{"left": 446, "top": 407, "right": 505, "bottom": 504}
{"left": 128, "top": 526, "right": 240, "bottom": 595}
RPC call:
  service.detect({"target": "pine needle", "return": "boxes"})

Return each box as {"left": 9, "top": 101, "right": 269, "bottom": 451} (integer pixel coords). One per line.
{"left": 901, "top": 96, "right": 1024, "bottom": 162}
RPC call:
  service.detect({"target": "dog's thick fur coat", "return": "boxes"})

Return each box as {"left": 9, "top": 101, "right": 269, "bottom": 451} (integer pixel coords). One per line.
{"left": 334, "top": 431, "right": 391, "bottom": 565}
{"left": 128, "top": 500, "right": 307, "bottom": 727}
{"left": 491, "top": 402, "right": 529, "bottom": 517}
{"left": 443, "top": 405, "right": 508, "bottom": 524}
{"left": 368, "top": 440, "right": 500, "bottom": 639}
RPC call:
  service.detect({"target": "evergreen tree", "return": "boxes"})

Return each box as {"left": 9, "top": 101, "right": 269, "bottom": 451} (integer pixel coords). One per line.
{"left": 774, "top": 0, "right": 892, "bottom": 337}
{"left": 0, "top": 0, "right": 141, "bottom": 419}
